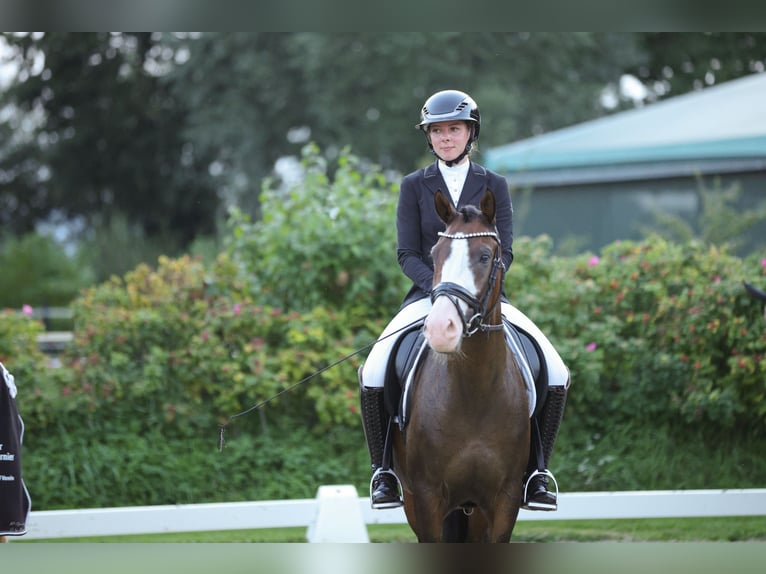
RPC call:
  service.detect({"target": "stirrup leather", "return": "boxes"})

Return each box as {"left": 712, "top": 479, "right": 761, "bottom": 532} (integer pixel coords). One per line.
{"left": 370, "top": 467, "right": 403, "bottom": 509}
{"left": 522, "top": 469, "right": 559, "bottom": 511}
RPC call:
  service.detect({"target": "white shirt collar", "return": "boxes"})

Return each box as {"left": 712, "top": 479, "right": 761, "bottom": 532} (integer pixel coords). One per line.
{"left": 438, "top": 160, "right": 470, "bottom": 205}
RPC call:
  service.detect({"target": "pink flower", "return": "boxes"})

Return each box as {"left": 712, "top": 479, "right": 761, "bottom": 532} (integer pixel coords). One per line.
{"left": 22, "top": 304, "right": 34, "bottom": 316}
{"left": 588, "top": 256, "right": 599, "bottom": 267}
{"left": 233, "top": 303, "right": 242, "bottom": 315}
{"left": 761, "top": 258, "right": 766, "bottom": 268}
{"left": 586, "top": 342, "right": 597, "bottom": 352}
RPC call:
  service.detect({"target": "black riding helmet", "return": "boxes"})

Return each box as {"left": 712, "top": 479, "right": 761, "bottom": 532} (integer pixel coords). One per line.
{"left": 416, "top": 90, "right": 480, "bottom": 166}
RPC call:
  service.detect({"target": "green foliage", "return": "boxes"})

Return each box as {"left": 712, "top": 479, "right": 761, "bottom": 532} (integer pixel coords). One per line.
{"left": 7, "top": 144, "right": 766, "bottom": 510}
{"left": 0, "top": 32, "right": 219, "bottom": 244}
{"left": 632, "top": 33, "right": 766, "bottom": 100}
{"left": 0, "top": 232, "right": 90, "bottom": 307}
{"left": 161, "top": 33, "right": 646, "bottom": 199}
{"left": 508, "top": 235, "right": 766, "bottom": 434}
{"left": 2, "top": 32, "right": 650, "bottom": 239}
{"left": 225, "top": 143, "right": 407, "bottom": 319}
{"left": 75, "top": 213, "right": 184, "bottom": 283}
{"left": 553, "top": 421, "right": 766, "bottom": 493}
{"left": 24, "top": 426, "right": 369, "bottom": 510}
{"left": 0, "top": 308, "right": 47, "bottom": 387}
{"left": 39, "top": 251, "right": 380, "bottom": 444}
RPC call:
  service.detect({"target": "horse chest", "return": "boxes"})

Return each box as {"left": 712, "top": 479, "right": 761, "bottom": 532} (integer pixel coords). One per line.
{"left": 410, "top": 374, "right": 522, "bottom": 442}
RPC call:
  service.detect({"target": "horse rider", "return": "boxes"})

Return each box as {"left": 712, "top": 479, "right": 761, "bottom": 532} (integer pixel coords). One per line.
{"left": 358, "top": 89, "right": 570, "bottom": 512}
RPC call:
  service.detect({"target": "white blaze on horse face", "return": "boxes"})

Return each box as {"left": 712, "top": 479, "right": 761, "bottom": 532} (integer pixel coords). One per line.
{"left": 424, "top": 235, "right": 477, "bottom": 353}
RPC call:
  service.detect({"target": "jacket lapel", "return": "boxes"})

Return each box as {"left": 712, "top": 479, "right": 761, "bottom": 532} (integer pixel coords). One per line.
{"left": 458, "top": 162, "right": 488, "bottom": 208}
{"left": 422, "top": 161, "right": 488, "bottom": 207}
{"left": 422, "top": 162, "right": 445, "bottom": 196}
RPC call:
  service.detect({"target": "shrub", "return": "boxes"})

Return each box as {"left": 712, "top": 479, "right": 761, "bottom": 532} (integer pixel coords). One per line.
{"left": 507, "top": 235, "right": 766, "bottom": 434}
{"left": 225, "top": 143, "right": 408, "bottom": 319}
{"left": 0, "top": 232, "right": 90, "bottom": 308}
{"left": 39, "top": 252, "right": 378, "bottom": 443}
{"left": 0, "top": 307, "right": 47, "bottom": 384}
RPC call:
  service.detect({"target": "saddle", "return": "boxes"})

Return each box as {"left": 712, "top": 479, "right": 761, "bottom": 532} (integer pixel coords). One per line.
{"left": 383, "top": 321, "right": 548, "bottom": 429}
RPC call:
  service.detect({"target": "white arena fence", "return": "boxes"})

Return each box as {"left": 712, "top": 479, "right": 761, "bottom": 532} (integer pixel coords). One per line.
{"left": 16, "top": 486, "right": 766, "bottom": 543}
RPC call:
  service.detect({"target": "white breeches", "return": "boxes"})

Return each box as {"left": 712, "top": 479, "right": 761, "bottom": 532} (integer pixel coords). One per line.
{"left": 500, "top": 302, "right": 570, "bottom": 388}
{"left": 362, "top": 298, "right": 432, "bottom": 389}
{"left": 361, "top": 298, "right": 569, "bottom": 390}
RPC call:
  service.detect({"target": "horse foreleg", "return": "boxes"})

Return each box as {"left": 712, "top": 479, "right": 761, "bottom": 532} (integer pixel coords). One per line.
{"left": 411, "top": 491, "right": 446, "bottom": 543}
{"left": 466, "top": 511, "right": 490, "bottom": 542}
{"left": 487, "top": 489, "right": 522, "bottom": 543}
{"left": 487, "top": 515, "right": 516, "bottom": 543}
{"left": 402, "top": 491, "right": 419, "bottom": 538}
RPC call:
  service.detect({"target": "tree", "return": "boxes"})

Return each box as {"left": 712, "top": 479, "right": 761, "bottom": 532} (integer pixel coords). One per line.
{"left": 0, "top": 32, "right": 219, "bottom": 245}
{"left": 167, "top": 32, "right": 646, "bottom": 208}
{"left": 629, "top": 33, "right": 766, "bottom": 101}
{"left": 3, "top": 32, "right": 764, "bottom": 254}
{"left": 161, "top": 33, "right": 310, "bottom": 216}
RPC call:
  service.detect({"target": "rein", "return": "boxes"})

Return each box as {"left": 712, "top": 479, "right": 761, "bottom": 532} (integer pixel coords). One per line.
{"left": 217, "top": 317, "right": 424, "bottom": 451}
{"left": 432, "top": 230, "right": 505, "bottom": 337}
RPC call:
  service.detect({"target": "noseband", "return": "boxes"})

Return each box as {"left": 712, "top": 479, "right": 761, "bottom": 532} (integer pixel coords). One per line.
{"left": 431, "top": 231, "right": 506, "bottom": 337}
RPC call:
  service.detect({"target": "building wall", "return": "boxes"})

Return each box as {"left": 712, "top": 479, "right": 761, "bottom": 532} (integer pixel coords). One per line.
{"left": 508, "top": 170, "right": 766, "bottom": 255}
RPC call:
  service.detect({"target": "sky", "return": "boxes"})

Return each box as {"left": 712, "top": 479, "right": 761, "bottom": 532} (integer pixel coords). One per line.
{"left": 0, "top": 36, "right": 15, "bottom": 90}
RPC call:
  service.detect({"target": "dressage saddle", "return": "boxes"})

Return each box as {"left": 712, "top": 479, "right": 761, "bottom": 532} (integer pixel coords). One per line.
{"left": 383, "top": 322, "right": 548, "bottom": 428}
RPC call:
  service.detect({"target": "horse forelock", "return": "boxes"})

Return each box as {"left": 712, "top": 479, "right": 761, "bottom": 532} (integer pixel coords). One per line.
{"left": 450, "top": 205, "right": 496, "bottom": 238}
{"left": 457, "top": 205, "right": 482, "bottom": 224}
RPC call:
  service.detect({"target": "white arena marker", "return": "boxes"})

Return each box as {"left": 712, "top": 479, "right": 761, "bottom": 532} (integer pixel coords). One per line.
{"left": 306, "top": 485, "right": 369, "bottom": 543}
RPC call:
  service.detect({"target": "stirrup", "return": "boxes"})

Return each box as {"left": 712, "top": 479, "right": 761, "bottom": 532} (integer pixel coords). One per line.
{"left": 370, "top": 467, "right": 403, "bottom": 509}
{"left": 522, "top": 469, "right": 559, "bottom": 511}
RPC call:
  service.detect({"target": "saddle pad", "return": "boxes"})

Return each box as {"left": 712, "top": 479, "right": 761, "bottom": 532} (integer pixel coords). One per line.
{"left": 503, "top": 325, "right": 538, "bottom": 417}
{"left": 397, "top": 338, "right": 429, "bottom": 430}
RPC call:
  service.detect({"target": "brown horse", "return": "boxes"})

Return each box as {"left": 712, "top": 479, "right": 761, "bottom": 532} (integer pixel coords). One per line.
{"left": 391, "top": 189, "right": 530, "bottom": 542}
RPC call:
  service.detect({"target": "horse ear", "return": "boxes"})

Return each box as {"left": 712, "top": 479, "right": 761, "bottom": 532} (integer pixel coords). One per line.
{"left": 480, "top": 190, "right": 496, "bottom": 224}
{"left": 434, "top": 190, "right": 454, "bottom": 224}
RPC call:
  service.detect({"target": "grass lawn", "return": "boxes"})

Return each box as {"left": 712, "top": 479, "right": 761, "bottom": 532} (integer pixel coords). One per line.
{"left": 14, "top": 515, "right": 766, "bottom": 543}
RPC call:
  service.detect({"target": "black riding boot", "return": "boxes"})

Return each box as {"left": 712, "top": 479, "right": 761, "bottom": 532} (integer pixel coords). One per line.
{"left": 524, "top": 383, "right": 568, "bottom": 511}
{"left": 359, "top": 373, "right": 403, "bottom": 509}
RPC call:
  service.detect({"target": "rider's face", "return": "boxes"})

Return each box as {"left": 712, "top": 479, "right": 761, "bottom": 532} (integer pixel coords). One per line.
{"left": 428, "top": 121, "right": 471, "bottom": 164}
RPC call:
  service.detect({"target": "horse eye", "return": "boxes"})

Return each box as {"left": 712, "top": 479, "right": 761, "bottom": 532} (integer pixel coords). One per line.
{"left": 479, "top": 252, "right": 491, "bottom": 264}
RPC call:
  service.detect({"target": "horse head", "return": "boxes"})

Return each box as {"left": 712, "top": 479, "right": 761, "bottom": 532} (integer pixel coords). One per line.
{"left": 424, "top": 189, "right": 505, "bottom": 353}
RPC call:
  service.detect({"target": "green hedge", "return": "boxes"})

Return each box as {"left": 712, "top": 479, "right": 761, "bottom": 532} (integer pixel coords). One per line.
{"left": 508, "top": 235, "right": 766, "bottom": 435}
{"left": 3, "top": 146, "right": 766, "bottom": 509}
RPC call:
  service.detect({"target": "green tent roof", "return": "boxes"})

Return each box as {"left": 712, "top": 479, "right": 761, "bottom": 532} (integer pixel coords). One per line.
{"left": 485, "top": 72, "right": 766, "bottom": 183}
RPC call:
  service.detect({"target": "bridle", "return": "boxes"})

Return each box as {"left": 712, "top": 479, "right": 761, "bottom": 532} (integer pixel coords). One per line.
{"left": 430, "top": 230, "right": 506, "bottom": 337}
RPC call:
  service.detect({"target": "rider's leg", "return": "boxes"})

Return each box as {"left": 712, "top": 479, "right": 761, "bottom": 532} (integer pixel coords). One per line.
{"left": 501, "top": 302, "right": 569, "bottom": 511}
{"left": 524, "top": 376, "right": 568, "bottom": 510}
{"left": 359, "top": 370, "right": 401, "bottom": 509}
{"left": 360, "top": 297, "right": 431, "bottom": 509}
